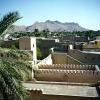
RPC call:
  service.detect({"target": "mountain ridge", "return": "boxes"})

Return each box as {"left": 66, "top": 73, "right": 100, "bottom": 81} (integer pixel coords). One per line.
{"left": 8, "top": 20, "right": 88, "bottom": 33}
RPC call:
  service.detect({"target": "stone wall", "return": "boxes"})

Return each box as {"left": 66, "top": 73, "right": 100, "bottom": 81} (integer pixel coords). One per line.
{"left": 0, "top": 40, "right": 19, "bottom": 48}
{"left": 59, "top": 35, "right": 88, "bottom": 42}
{"left": 34, "top": 69, "right": 100, "bottom": 83}
{"left": 52, "top": 50, "right": 100, "bottom": 65}
{"left": 68, "top": 50, "right": 100, "bottom": 64}
{"left": 52, "top": 53, "right": 83, "bottom": 64}
{"left": 29, "top": 90, "right": 99, "bottom": 100}
{"left": 38, "top": 64, "right": 95, "bottom": 70}
{"left": 52, "top": 53, "right": 68, "bottom": 64}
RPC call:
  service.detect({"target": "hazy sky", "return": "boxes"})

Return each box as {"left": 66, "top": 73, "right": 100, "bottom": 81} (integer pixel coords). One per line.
{"left": 0, "top": 0, "right": 100, "bottom": 30}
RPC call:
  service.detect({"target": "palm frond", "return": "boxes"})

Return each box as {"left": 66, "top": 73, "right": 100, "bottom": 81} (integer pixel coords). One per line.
{"left": 0, "top": 60, "right": 27, "bottom": 100}
{"left": 0, "top": 11, "right": 21, "bottom": 35}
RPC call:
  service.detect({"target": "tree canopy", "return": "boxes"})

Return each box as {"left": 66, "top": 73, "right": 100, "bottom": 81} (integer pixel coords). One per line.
{"left": 0, "top": 12, "right": 31, "bottom": 100}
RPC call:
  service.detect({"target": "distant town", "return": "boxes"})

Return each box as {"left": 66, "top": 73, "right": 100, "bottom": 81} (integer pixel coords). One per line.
{"left": 0, "top": 11, "right": 100, "bottom": 100}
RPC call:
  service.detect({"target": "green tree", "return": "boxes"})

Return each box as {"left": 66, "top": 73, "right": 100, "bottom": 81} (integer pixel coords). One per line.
{"left": 0, "top": 12, "right": 29, "bottom": 100}
{"left": 42, "top": 29, "right": 49, "bottom": 37}
{"left": 0, "top": 48, "right": 33, "bottom": 100}
{"left": 37, "top": 47, "right": 42, "bottom": 59}
{"left": 0, "top": 60, "right": 27, "bottom": 100}
{"left": 34, "top": 29, "right": 41, "bottom": 37}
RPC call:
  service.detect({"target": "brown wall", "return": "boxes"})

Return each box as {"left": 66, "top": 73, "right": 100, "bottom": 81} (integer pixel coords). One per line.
{"left": 34, "top": 69, "right": 100, "bottom": 83}
{"left": 52, "top": 53, "right": 68, "bottom": 64}
{"left": 38, "top": 64, "right": 95, "bottom": 70}
{"left": 68, "top": 50, "right": 100, "bottom": 64}
{"left": 52, "top": 53, "right": 82, "bottom": 64}
{"left": 0, "top": 40, "right": 19, "bottom": 48}
{"left": 19, "top": 37, "right": 31, "bottom": 50}
{"left": 59, "top": 35, "right": 88, "bottom": 42}
{"left": 29, "top": 91, "right": 99, "bottom": 100}
{"left": 52, "top": 50, "right": 100, "bottom": 65}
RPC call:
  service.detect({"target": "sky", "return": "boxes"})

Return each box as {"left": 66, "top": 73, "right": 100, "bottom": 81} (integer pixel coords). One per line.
{"left": 0, "top": 0, "right": 100, "bottom": 30}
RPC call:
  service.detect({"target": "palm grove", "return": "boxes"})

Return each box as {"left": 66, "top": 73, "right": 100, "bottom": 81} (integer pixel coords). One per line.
{"left": 0, "top": 12, "right": 32, "bottom": 100}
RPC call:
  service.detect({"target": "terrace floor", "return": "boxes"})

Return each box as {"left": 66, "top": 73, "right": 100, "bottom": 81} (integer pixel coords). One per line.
{"left": 23, "top": 81, "right": 99, "bottom": 97}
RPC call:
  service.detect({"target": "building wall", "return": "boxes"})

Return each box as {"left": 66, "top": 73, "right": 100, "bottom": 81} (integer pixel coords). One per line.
{"left": 83, "top": 40, "right": 100, "bottom": 49}
{"left": 38, "top": 64, "right": 95, "bottom": 70}
{"left": 29, "top": 90, "right": 99, "bottom": 100}
{"left": 59, "top": 35, "right": 88, "bottom": 42}
{"left": 34, "top": 69, "right": 100, "bottom": 83}
{"left": 19, "top": 37, "right": 31, "bottom": 50}
{"left": 30, "top": 37, "right": 37, "bottom": 61}
{"left": 68, "top": 50, "right": 100, "bottom": 64}
{"left": 42, "top": 49, "right": 100, "bottom": 65}
{"left": 0, "top": 40, "right": 19, "bottom": 48}
{"left": 52, "top": 53, "right": 67, "bottom": 64}
{"left": 37, "top": 38, "right": 61, "bottom": 58}
{"left": 83, "top": 48, "right": 100, "bottom": 52}
{"left": 36, "top": 54, "right": 52, "bottom": 67}
{"left": 52, "top": 53, "right": 82, "bottom": 64}
{"left": 19, "top": 37, "right": 37, "bottom": 62}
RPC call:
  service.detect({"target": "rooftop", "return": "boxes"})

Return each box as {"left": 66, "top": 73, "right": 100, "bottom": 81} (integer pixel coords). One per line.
{"left": 82, "top": 51, "right": 100, "bottom": 54}
{"left": 23, "top": 82, "right": 99, "bottom": 97}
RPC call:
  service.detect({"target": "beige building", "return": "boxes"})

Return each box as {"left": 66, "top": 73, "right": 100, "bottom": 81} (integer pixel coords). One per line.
{"left": 19, "top": 37, "right": 37, "bottom": 63}
{"left": 17, "top": 36, "right": 100, "bottom": 100}
{"left": 24, "top": 55, "right": 100, "bottom": 100}
{"left": 83, "top": 38, "right": 100, "bottom": 50}
{"left": 24, "top": 53, "right": 100, "bottom": 100}
{"left": 0, "top": 37, "right": 100, "bottom": 100}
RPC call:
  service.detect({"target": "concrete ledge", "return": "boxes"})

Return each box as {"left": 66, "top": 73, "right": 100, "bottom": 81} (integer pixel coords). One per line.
{"left": 23, "top": 82, "right": 99, "bottom": 97}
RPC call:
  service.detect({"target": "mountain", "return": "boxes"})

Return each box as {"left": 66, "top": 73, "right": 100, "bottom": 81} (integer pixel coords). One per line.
{"left": 8, "top": 20, "right": 88, "bottom": 33}
{"left": 7, "top": 25, "right": 26, "bottom": 33}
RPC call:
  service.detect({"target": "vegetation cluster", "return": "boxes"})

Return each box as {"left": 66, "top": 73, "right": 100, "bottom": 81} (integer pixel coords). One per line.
{"left": 10, "top": 29, "right": 100, "bottom": 39}
{"left": 0, "top": 12, "right": 32, "bottom": 100}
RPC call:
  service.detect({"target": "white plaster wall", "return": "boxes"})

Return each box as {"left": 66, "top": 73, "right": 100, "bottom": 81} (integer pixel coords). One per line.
{"left": 37, "top": 54, "right": 52, "bottom": 66}
{"left": 30, "top": 37, "right": 37, "bottom": 62}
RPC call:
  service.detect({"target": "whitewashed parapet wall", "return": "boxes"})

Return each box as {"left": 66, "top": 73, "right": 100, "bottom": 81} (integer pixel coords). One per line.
{"left": 33, "top": 54, "right": 52, "bottom": 70}
{"left": 37, "top": 54, "right": 52, "bottom": 66}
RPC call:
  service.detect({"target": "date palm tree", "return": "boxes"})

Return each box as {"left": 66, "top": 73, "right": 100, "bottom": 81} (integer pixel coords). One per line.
{"left": 0, "top": 11, "right": 21, "bottom": 36}
{"left": 0, "top": 60, "right": 27, "bottom": 100}
{"left": 0, "top": 12, "right": 29, "bottom": 100}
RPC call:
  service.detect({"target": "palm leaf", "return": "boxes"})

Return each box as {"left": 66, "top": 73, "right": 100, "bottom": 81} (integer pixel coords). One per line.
{"left": 0, "top": 60, "right": 27, "bottom": 100}
{"left": 0, "top": 11, "right": 21, "bottom": 35}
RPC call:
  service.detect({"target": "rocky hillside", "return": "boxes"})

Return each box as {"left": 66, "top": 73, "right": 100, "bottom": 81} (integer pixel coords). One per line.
{"left": 8, "top": 20, "right": 88, "bottom": 32}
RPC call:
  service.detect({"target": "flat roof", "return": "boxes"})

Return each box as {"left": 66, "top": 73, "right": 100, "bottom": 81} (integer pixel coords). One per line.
{"left": 82, "top": 51, "right": 100, "bottom": 54}
{"left": 23, "top": 82, "right": 99, "bottom": 97}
